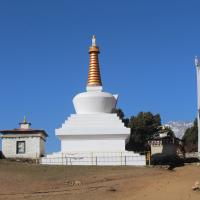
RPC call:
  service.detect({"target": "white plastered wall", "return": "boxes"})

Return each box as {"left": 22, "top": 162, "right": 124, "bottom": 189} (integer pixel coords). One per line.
{"left": 61, "top": 138, "right": 125, "bottom": 152}
{"left": 2, "top": 135, "right": 45, "bottom": 158}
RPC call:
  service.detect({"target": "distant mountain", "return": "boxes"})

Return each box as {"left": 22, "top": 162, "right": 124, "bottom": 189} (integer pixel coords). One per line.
{"left": 164, "top": 121, "right": 193, "bottom": 139}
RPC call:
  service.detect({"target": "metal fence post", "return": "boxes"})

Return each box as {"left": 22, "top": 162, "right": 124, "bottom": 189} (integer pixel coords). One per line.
{"left": 91, "top": 152, "right": 93, "bottom": 166}
{"left": 70, "top": 157, "right": 72, "bottom": 165}
{"left": 146, "top": 151, "right": 151, "bottom": 166}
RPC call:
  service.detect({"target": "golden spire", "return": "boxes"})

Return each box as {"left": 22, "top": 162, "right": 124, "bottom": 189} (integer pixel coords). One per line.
{"left": 87, "top": 35, "right": 102, "bottom": 87}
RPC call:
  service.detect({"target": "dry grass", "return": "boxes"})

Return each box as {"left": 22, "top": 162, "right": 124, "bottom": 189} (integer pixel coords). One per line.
{"left": 0, "top": 160, "right": 200, "bottom": 200}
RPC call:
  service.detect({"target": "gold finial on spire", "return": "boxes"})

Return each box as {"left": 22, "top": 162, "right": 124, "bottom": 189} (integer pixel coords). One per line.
{"left": 87, "top": 35, "right": 102, "bottom": 87}
{"left": 19, "top": 116, "right": 31, "bottom": 129}
{"left": 23, "top": 116, "right": 27, "bottom": 124}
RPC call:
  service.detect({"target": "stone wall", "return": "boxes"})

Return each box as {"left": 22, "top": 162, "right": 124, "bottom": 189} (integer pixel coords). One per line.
{"left": 2, "top": 136, "right": 44, "bottom": 158}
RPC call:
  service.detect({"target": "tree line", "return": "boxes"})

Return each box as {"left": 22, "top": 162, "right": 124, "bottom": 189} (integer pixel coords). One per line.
{"left": 114, "top": 109, "right": 162, "bottom": 152}
{"left": 114, "top": 109, "right": 198, "bottom": 152}
{"left": 182, "top": 118, "right": 198, "bottom": 152}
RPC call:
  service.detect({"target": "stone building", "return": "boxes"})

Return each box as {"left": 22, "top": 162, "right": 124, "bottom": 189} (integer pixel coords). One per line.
{"left": 148, "top": 126, "right": 184, "bottom": 162}
{"left": 0, "top": 117, "right": 48, "bottom": 159}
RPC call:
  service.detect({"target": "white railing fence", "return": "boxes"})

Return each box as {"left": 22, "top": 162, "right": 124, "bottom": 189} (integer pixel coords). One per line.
{"left": 40, "top": 155, "right": 146, "bottom": 166}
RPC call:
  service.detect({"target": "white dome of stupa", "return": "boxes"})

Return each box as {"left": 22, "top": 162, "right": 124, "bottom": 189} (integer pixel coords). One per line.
{"left": 73, "top": 88, "right": 118, "bottom": 114}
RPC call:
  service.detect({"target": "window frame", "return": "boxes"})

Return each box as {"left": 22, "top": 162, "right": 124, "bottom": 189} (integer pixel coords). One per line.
{"left": 16, "top": 141, "right": 26, "bottom": 154}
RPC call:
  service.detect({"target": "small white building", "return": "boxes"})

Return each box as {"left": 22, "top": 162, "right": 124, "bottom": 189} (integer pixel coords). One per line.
{"left": 0, "top": 118, "right": 48, "bottom": 159}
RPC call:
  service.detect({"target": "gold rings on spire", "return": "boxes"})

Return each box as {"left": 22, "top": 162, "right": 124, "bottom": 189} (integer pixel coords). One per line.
{"left": 87, "top": 35, "right": 102, "bottom": 87}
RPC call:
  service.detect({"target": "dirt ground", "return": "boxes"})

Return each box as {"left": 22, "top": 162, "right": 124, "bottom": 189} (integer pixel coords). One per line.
{"left": 0, "top": 161, "right": 200, "bottom": 200}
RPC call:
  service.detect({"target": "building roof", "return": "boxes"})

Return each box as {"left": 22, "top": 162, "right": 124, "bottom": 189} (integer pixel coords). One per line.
{"left": 0, "top": 117, "right": 48, "bottom": 137}
{"left": 0, "top": 128, "right": 48, "bottom": 137}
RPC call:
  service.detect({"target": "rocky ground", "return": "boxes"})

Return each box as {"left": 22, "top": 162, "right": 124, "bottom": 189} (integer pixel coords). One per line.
{"left": 0, "top": 160, "right": 200, "bottom": 200}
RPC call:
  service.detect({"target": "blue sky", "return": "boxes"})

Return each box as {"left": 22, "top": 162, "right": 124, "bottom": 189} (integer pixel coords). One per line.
{"left": 0, "top": 0, "right": 199, "bottom": 153}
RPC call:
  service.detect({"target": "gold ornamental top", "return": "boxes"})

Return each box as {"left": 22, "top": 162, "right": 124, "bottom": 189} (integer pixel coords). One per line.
{"left": 87, "top": 35, "right": 102, "bottom": 87}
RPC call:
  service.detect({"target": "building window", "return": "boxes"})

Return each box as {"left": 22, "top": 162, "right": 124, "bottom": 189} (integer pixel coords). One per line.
{"left": 16, "top": 141, "right": 26, "bottom": 154}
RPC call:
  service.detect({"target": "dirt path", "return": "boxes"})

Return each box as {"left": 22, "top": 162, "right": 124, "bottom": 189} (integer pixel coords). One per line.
{"left": 0, "top": 161, "right": 200, "bottom": 200}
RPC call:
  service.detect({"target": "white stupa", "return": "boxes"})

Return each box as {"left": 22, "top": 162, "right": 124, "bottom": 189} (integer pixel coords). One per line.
{"left": 41, "top": 36, "right": 146, "bottom": 166}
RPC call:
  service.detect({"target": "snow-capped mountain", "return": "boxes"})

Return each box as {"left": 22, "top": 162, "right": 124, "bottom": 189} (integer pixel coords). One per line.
{"left": 164, "top": 121, "right": 193, "bottom": 139}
